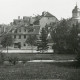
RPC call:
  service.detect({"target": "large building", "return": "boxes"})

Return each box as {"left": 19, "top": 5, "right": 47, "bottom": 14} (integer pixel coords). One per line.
{"left": 0, "top": 11, "right": 58, "bottom": 49}
{"left": 9, "top": 24, "right": 40, "bottom": 49}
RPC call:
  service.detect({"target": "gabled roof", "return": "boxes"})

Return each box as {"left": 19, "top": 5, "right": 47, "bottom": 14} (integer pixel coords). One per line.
{"left": 42, "top": 11, "right": 54, "bottom": 17}
{"left": 9, "top": 24, "right": 40, "bottom": 35}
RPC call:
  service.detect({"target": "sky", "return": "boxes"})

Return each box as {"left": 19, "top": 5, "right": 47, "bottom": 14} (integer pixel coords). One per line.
{"left": 0, "top": 0, "right": 79, "bottom": 24}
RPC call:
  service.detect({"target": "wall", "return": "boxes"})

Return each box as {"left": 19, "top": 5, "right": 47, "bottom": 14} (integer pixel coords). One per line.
{"left": 40, "top": 17, "right": 58, "bottom": 30}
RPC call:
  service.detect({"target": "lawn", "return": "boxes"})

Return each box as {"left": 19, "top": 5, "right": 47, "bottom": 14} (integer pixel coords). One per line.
{"left": 0, "top": 53, "right": 79, "bottom": 80}
{"left": 0, "top": 62, "right": 80, "bottom": 80}
{"left": 3, "top": 53, "right": 76, "bottom": 61}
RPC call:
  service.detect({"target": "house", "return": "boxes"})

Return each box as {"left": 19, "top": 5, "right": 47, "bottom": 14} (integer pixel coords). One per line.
{"left": 39, "top": 11, "right": 58, "bottom": 30}
{"left": 9, "top": 24, "right": 40, "bottom": 49}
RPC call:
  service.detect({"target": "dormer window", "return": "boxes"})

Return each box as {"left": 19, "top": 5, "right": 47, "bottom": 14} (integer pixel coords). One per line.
{"left": 14, "top": 35, "right": 16, "bottom": 39}
{"left": 19, "top": 29, "right": 21, "bottom": 32}
{"left": 15, "top": 30, "right": 17, "bottom": 33}
{"left": 24, "top": 28, "right": 26, "bottom": 32}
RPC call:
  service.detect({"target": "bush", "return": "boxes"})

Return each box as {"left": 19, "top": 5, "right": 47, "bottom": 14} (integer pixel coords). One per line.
{"left": 22, "top": 60, "right": 26, "bottom": 64}
{"left": 0, "top": 52, "right": 4, "bottom": 64}
{"left": 75, "top": 53, "right": 80, "bottom": 67}
{"left": 8, "top": 57, "right": 18, "bottom": 65}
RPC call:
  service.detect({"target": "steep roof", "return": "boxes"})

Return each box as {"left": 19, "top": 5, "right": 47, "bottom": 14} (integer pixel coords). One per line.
{"left": 42, "top": 11, "right": 54, "bottom": 17}
{"left": 9, "top": 24, "right": 40, "bottom": 35}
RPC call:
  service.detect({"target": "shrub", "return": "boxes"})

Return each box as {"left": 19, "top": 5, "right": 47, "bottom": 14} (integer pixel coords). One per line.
{"left": 0, "top": 52, "right": 4, "bottom": 64}
{"left": 8, "top": 57, "right": 18, "bottom": 65}
{"left": 22, "top": 60, "right": 26, "bottom": 64}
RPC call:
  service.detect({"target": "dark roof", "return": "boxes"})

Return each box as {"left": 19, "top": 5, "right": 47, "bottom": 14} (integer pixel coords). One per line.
{"left": 28, "top": 25, "right": 40, "bottom": 35}
{"left": 33, "top": 20, "right": 39, "bottom": 25}
{"left": 9, "top": 25, "right": 40, "bottom": 35}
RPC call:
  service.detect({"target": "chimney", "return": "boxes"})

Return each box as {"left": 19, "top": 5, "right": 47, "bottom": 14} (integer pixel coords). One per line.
{"left": 42, "top": 11, "right": 46, "bottom": 16}
{"left": 18, "top": 16, "right": 20, "bottom": 19}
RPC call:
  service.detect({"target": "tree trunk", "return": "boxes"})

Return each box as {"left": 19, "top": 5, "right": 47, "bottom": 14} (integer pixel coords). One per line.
{"left": 31, "top": 45, "right": 33, "bottom": 53}
{"left": 7, "top": 46, "right": 8, "bottom": 53}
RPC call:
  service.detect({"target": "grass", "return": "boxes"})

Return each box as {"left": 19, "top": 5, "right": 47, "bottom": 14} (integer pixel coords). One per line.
{"left": 3, "top": 53, "right": 76, "bottom": 61}
{"left": 0, "top": 53, "right": 79, "bottom": 80}
{"left": 0, "top": 62, "right": 80, "bottom": 80}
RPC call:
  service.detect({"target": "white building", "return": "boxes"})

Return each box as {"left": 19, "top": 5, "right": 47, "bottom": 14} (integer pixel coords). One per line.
{"left": 10, "top": 24, "right": 40, "bottom": 49}
{"left": 39, "top": 11, "right": 58, "bottom": 30}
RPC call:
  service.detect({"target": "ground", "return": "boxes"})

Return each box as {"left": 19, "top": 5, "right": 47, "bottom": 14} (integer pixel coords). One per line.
{"left": 0, "top": 53, "right": 79, "bottom": 80}
{"left": 3, "top": 53, "right": 76, "bottom": 61}
{"left": 0, "top": 62, "right": 80, "bottom": 80}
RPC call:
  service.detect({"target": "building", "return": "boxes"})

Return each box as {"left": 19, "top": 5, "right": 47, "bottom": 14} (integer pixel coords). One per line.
{"left": 72, "top": 4, "right": 80, "bottom": 24}
{"left": 39, "top": 11, "right": 58, "bottom": 30}
{"left": 10, "top": 24, "right": 40, "bottom": 49}
{"left": 1, "top": 11, "right": 58, "bottom": 49}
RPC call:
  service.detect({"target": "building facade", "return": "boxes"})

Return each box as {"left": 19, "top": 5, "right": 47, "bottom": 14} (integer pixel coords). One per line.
{"left": 39, "top": 11, "right": 58, "bottom": 30}
{"left": 10, "top": 24, "right": 40, "bottom": 49}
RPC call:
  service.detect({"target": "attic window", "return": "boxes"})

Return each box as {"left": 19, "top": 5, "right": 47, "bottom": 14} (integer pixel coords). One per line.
{"left": 24, "top": 29, "right": 26, "bottom": 32}
{"left": 15, "top": 30, "right": 17, "bottom": 33}
{"left": 19, "top": 29, "right": 21, "bottom": 32}
{"left": 24, "top": 35, "right": 26, "bottom": 39}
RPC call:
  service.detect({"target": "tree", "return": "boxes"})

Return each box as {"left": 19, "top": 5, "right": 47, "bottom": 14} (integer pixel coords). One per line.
{"left": 51, "top": 19, "right": 72, "bottom": 53}
{"left": 51, "top": 18, "right": 80, "bottom": 54}
{"left": 1, "top": 33, "right": 13, "bottom": 53}
{"left": 37, "top": 28, "right": 48, "bottom": 53}
{"left": 26, "top": 35, "right": 37, "bottom": 52}
{"left": 66, "top": 24, "right": 79, "bottom": 53}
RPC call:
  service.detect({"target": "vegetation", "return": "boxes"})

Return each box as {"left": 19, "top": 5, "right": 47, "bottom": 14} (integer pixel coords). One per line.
{"left": 1, "top": 33, "right": 13, "bottom": 53}
{"left": 0, "top": 52, "right": 4, "bottom": 64}
{"left": 0, "top": 62, "right": 79, "bottom": 80}
{"left": 51, "top": 19, "right": 79, "bottom": 54}
{"left": 37, "top": 28, "right": 48, "bottom": 53}
{"left": 8, "top": 56, "right": 18, "bottom": 65}
{"left": 26, "top": 35, "right": 37, "bottom": 52}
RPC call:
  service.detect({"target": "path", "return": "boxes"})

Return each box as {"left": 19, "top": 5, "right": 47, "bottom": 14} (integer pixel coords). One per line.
{"left": 0, "top": 49, "right": 53, "bottom": 53}
{"left": 28, "top": 60, "right": 76, "bottom": 62}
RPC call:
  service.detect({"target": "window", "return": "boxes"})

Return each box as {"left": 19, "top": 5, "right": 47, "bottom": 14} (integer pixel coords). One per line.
{"left": 19, "top": 29, "right": 21, "bottom": 32}
{"left": 24, "top": 35, "right": 26, "bottom": 39}
{"left": 14, "top": 35, "right": 16, "bottom": 39}
{"left": 19, "top": 35, "right": 21, "bottom": 39}
{"left": 24, "top": 29, "right": 26, "bottom": 32}
{"left": 24, "top": 44, "right": 26, "bottom": 46}
{"left": 15, "top": 30, "right": 17, "bottom": 33}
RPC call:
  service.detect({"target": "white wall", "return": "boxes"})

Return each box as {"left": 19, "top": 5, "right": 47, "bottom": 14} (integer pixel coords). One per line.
{"left": 40, "top": 17, "right": 57, "bottom": 30}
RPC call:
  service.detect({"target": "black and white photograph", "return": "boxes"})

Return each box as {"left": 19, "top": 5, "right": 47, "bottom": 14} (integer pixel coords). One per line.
{"left": 0, "top": 0, "right": 80, "bottom": 80}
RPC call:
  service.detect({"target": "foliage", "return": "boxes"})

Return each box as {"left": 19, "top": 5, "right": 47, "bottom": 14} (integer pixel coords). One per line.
{"left": 0, "top": 52, "right": 4, "bottom": 64}
{"left": 8, "top": 57, "right": 18, "bottom": 65}
{"left": 26, "top": 35, "right": 38, "bottom": 52}
{"left": 51, "top": 19, "right": 79, "bottom": 54}
{"left": 26, "top": 35, "right": 37, "bottom": 46}
{"left": 66, "top": 24, "right": 79, "bottom": 53}
{"left": 1, "top": 33, "right": 14, "bottom": 53}
{"left": 1, "top": 33, "right": 13, "bottom": 48}
{"left": 37, "top": 28, "right": 48, "bottom": 53}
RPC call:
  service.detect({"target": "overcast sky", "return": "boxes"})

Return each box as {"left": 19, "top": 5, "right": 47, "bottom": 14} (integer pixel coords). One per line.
{"left": 0, "top": 0, "right": 79, "bottom": 24}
